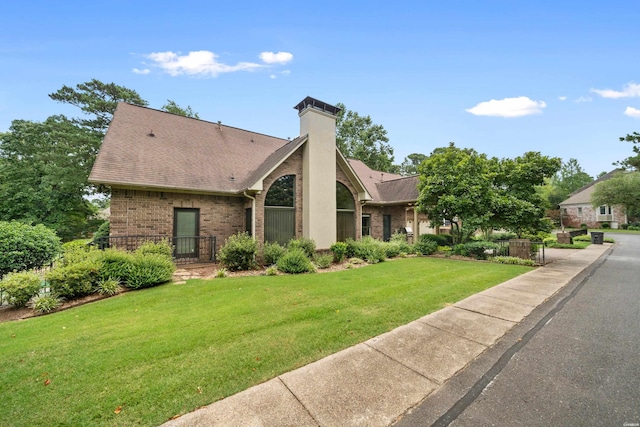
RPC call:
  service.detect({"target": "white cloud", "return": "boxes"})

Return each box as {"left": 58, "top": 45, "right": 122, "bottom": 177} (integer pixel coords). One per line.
{"left": 575, "top": 96, "right": 592, "bottom": 103}
{"left": 466, "top": 96, "right": 546, "bottom": 118}
{"left": 591, "top": 82, "right": 640, "bottom": 99}
{"left": 146, "top": 50, "right": 262, "bottom": 77}
{"left": 624, "top": 106, "right": 640, "bottom": 118}
{"left": 269, "top": 74, "right": 277, "bottom": 79}
{"left": 259, "top": 51, "right": 293, "bottom": 64}
{"left": 132, "top": 68, "right": 150, "bottom": 75}
{"left": 558, "top": 96, "right": 567, "bottom": 101}
{"left": 281, "top": 70, "right": 291, "bottom": 76}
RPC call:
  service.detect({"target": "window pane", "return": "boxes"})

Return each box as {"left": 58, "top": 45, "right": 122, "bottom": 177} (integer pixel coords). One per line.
{"left": 336, "top": 182, "right": 355, "bottom": 210}
{"left": 265, "top": 175, "right": 295, "bottom": 207}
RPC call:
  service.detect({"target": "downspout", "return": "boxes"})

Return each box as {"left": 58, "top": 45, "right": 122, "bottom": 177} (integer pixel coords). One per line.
{"left": 243, "top": 191, "right": 257, "bottom": 239}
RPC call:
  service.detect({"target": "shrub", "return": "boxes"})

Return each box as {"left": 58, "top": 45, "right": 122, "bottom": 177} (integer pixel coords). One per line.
{"left": 287, "top": 237, "right": 316, "bottom": 258}
{"left": 452, "top": 241, "right": 498, "bottom": 260}
{"left": 61, "top": 239, "right": 96, "bottom": 266}
{"left": 348, "top": 257, "right": 365, "bottom": 265}
{"left": 629, "top": 225, "right": 640, "bottom": 231}
{"left": 218, "top": 232, "right": 258, "bottom": 271}
{"left": 414, "top": 237, "right": 438, "bottom": 256}
{"left": 29, "top": 293, "right": 63, "bottom": 314}
{"left": 265, "top": 265, "right": 278, "bottom": 276}
{"left": 418, "top": 233, "right": 451, "bottom": 247}
{"left": 313, "top": 253, "right": 333, "bottom": 269}
{"left": 136, "top": 240, "right": 173, "bottom": 258}
{"left": 98, "top": 249, "right": 135, "bottom": 283}
{"left": 488, "top": 232, "right": 518, "bottom": 242}
{"left": 390, "top": 232, "right": 414, "bottom": 254}
{"left": 126, "top": 253, "right": 175, "bottom": 289}
{"left": 92, "top": 221, "right": 110, "bottom": 243}
{"left": 95, "top": 278, "right": 121, "bottom": 296}
{"left": 543, "top": 237, "right": 558, "bottom": 246}
{"left": 262, "top": 242, "right": 287, "bottom": 266}
{"left": 215, "top": 268, "right": 228, "bottom": 278}
{"left": 573, "top": 235, "right": 591, "bottom": 242}
{"left": 580, "top": 223, "right": 588, "bottom": 229}
{"left": 600, "top": 222, "right": 611, "bottom": 229}
{"left": 620, "top": 223, "right": 629, "bottom": 230}
{"left": 329, "top": 242, "right": 348, "bottom": 262}
{"left": 491, "top": 256, "right": 535, "bottom": 266}
{"left": 384, "top": 242, "right": 402, "bottom": 258}
{"left": 277, "top": 248, "right": 314, "bottom": 274}
{"left": 346, "top": 237, "right": 386, "bottom": 264}
{"left": 47, "top": 258, "right": 101, "bottom": 299}
{"left": 0, "top": 221, "right": 61, "bottom": 278}
{"left": 0, "top": 271, "right": 42, "bottom": 307}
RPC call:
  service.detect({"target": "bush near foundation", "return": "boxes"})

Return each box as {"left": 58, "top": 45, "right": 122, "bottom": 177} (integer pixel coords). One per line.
{"left": 277, "top": 248, "right": 315, "bottom": 274}
{"left": 218, "top": 232, "right": 258, "bottom": 271}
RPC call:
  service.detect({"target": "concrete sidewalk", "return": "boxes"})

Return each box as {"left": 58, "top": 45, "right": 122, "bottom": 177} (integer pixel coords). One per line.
{"left": 162, "top": 244, "right": 611, "bottom": 427}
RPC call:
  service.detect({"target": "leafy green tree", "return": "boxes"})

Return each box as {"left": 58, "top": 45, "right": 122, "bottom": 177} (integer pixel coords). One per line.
{"left": 162, "top": 100, "right": 200, "bottom": 118}
{"left": 615, "top": 132, "right": 640, "bottom": 171}
{"left": 399, "top": 153, "right": 427, "bottom": 176}
{"left": 49, "top": 79, "right": 148, "bottom": 133}
{"left": 417, "top": 143, "right": 494, "bottom": 244}
{"left": 491, "top": 152, "right": 561, "bottom": 236}
{"left": 0, "top": 116, "right": 100, "bottom": 240}
{"left": 555, "top": 158, "right": 593, "bottom": 195}
{"left": 591, "top": 171, "right": 640, "bottom": 221}
{"left": 335, "top": 103, "right": 396, "bottom": 172}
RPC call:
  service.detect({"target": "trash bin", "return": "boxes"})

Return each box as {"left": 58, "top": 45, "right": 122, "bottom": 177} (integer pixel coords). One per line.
{"left": 590, "top": 231, "right": 604, "bottom": 245}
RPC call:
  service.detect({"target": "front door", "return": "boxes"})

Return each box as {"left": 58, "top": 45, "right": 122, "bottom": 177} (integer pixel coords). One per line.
{"left": 383, "top": 214, "right": 392, "bottom": 241}
{"left": 174, "top": 208, "right": 199, "bottom": 258}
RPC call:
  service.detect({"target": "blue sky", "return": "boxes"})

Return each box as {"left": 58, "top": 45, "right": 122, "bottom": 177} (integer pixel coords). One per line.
{"left": 2, "top": 1, "right": 639, "bottom": 178}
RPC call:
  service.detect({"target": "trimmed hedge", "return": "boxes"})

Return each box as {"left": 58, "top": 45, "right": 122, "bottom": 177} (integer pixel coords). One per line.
{"left": 218, "top": 232, "right": 258, "bottom": 271}
{"left": 0, "top": 271, "right": 42, "bottom": 307}
{"left": 126, "top": 253, "right": 175, "bottom": 289}
{"left": 0, "top": 221, "right": 61, "bottom": 278}
{"left": 452, "top": 241, "right": 498, "bottom": 260}
{"left": 47, "top": 258, "right": 101, "bottom": 299}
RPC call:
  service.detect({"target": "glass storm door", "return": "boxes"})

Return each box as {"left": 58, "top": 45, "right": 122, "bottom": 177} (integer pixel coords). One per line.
{"left": 174, "top": 208, "right": 199, "bottom": 258}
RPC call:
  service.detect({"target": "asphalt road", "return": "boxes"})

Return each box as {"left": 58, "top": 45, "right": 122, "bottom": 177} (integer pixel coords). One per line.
{"left": 395, "top": 233, "right": 640, "bottom": 427}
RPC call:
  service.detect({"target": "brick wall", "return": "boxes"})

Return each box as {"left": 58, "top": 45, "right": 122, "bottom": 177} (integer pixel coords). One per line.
{"left": 110, "top": 188, "right": 245, "bottom": 245}
{"left": 562, "top": 204, "right": 626, "bottom": 228}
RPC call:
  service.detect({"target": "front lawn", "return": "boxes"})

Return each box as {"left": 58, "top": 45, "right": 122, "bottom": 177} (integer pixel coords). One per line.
{"left": 0, "top": 257, "right": 531, "bottom": 426}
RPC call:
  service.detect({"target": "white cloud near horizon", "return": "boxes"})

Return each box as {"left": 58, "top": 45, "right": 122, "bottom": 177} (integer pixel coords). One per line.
{"left": 466, "top": 96, "right": 546, "bottom": 118}
{"left": 624, "top": 106, "right": 640, "bottom": 118}
{"left": 141, "top": 50, "right": 294, "bottom": 77}
{"left": 259, "top": 51, "right": 293, "bottom": 64}
{"left": 591, "top": 82, "right": 640, "bottom": 99}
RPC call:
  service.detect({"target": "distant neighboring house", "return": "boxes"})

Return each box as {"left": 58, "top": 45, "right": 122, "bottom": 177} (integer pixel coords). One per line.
{"left": 89, "top": 97, "right": 431, "bottom": 259}
{"left": 559, "top": 170, "right": 627, "bottom": 229}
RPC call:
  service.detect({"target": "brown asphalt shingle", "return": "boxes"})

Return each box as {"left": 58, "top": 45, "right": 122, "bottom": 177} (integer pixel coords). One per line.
{"left": 89, "top": 103, "right": 293, "bottom": 194}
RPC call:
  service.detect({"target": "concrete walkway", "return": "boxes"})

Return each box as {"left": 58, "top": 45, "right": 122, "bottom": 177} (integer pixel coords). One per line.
{"left": 162, "top": 244, "right": 611, "bottom": 427}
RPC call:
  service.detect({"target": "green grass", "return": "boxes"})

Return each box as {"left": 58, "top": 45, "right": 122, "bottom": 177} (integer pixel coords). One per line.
{"left": 0, "top": 257, "right": 531, "bottom": 426}
{"left": 546, "top": 241, "right": 591, "bottom": 249}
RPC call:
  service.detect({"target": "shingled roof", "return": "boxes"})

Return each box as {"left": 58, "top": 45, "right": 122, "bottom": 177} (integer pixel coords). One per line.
{"left": 89, "top": 103, "right": 298, "bottom": 194}
{"left": 348, "top": 159, "right": 419, "bottom": 204}
{"left": 559, "top": 169, "right": 622, "bottom": 206}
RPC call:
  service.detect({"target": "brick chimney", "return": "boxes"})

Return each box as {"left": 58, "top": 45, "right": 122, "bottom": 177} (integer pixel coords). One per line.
{"left": 294, "top": 97, "right": 341, "bottom": 249}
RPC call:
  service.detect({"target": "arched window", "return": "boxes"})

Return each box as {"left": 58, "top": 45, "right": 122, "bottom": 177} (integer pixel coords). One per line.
{"left": 336, "top": 181, "right": 355, "bottom": 241}
{"left": 264, "top": 175, "right": 295, "bottom": 244}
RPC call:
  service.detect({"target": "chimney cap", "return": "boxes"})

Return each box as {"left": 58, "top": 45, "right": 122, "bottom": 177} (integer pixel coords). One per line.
{"left": 294, "top": 96, "right": 341, "bottom": 116}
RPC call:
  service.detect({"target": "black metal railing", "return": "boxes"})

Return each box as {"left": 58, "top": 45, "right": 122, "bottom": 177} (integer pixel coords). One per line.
{"left": 94, "top": 235, "right": 217, "bottom": 265}
{"left": 493, "top": 240, "right": 546, "bottom": 265}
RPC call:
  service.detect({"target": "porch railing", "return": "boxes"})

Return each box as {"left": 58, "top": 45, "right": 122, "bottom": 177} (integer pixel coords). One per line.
{"left": 94, "top": 235, "right": 217, "bottom": 265}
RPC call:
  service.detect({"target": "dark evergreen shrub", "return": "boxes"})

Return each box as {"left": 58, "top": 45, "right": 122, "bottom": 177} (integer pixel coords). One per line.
{"left": 414, "top": 239, "right": 438, "bottom": 255}
{"left": 452, "top": 241, "right": 498, "bottom": 260}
